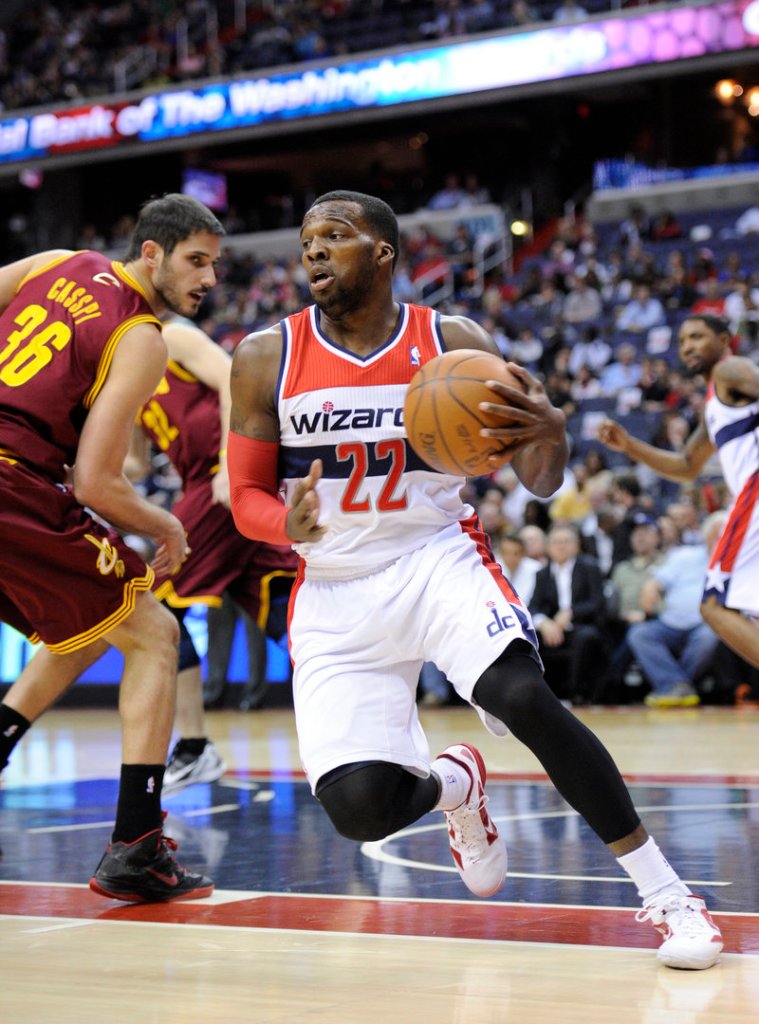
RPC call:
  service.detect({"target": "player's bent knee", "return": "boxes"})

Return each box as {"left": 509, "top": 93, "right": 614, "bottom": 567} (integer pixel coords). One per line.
{"left": 138, "top": 599, "right": 180, "bottom": 652}
{"left": 316, "top": 762, "right": 404, "bottom": 841}
{"left": 319, "top": 803, "right": 388, "bottom": 842}
{"left": 109, "top": 593, "right": 180, "bottom": 657}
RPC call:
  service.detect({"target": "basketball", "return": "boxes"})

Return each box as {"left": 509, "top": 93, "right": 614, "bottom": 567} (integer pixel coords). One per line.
{"left": 403, "top": 349, "right": 526, "bottom": 476}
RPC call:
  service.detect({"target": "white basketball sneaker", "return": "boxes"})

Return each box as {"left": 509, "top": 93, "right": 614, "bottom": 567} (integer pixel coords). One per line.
{"left": 436, "top": 743, "right": 507, "bottom": 898}
{"left": 636, "top": 893, "right": 723, "bottom": 970}
{"left": 163, "top": 740, "right": 226, "bottom": 796}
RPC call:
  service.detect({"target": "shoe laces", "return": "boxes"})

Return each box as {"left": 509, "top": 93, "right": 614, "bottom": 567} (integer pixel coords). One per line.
{"left": 148, "top": 831, "right": 184, "bottom": 878}
{"left": 157, "top": 811, "right": 179, "bottom": 855}
{"left": 635, "top": 894, "right": 708, "bottom": 935}
{"left": 161, "top": 833, "right": 179, "bottom": 854}
{"left": 448, "top": 788, "right": 492, "bottom": 853}
{"left": 167, "top": 745, "right": 199, "bottom": 770}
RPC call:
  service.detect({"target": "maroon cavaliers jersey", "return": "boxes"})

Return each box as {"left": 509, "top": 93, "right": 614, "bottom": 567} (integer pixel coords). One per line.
{"left": 139, "top": 358, "right": 297, "bottom": 610}
{"left": 138, "top": 359, "right": 221, "bottom": 486}
{"left": 0, "top": 251, "right": 160, "bottom": 482}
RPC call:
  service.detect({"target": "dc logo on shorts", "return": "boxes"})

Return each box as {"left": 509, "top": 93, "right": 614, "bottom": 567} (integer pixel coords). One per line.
{"left": 486, "top": 605, "right": 516, "bottom": 637}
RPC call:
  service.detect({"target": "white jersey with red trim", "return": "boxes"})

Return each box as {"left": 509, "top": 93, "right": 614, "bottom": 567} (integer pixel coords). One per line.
{"left": 702, "top": 380, "right": 759, "bottom": 615}
{"left": 704, "top": 380, "right": 759, "bottom": 498}
{"left": 277, "top": 303, "right": 472, "bottom": 579}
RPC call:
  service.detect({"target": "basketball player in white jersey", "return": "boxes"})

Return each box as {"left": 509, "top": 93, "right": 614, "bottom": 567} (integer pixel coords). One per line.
{"left": 600, "top": 313, "right": 759, "bottom": 673}
{"left": 228, "top": 192, "right": 722, "bottom": 970}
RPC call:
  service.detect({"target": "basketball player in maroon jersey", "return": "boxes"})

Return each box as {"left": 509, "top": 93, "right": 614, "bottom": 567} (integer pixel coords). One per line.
{"left": 227, "top": 191, "right": 722, "bottom": 969}
{"left": 0, "top": 194, "right": 224, "bottom": 902}
{"left": 0, "top": 313, "right": 296, "bottom": 797}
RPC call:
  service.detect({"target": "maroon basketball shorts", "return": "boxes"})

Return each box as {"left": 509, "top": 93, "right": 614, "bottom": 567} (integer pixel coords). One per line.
{"left": 0, "top": 460, "right": 153, "bottom": 653}
{"left": 153, "top": 481, "right": 297, "bottom": 625}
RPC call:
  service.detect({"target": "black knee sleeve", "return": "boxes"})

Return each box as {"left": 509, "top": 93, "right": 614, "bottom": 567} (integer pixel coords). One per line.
{"left": 167, "top": 605, "right": 200, "bottom": 672}
{"left": 473, "top": 642, "right": 640, "bottom": 844}
{"left": 316, "top": 761, "right": 438, "bottom": 842}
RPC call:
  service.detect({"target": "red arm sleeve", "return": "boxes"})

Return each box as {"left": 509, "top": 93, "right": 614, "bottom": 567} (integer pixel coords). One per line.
{"left": 227, "top": 431, "right": 290, "bottom": 545}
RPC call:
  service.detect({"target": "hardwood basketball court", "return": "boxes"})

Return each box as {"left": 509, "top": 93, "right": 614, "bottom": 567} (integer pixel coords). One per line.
{"left": 1, "top": 704, "right": 758, "bottom": 1023}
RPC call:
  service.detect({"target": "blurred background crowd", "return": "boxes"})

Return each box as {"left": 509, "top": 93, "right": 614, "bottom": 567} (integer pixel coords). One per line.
{"left": 0, "top": 0, "right": 652, "bottom": 111}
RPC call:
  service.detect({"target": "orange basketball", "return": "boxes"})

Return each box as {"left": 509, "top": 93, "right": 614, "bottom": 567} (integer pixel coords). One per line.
{"left": 403, "top": 349, "right": 526, "bottom": 477}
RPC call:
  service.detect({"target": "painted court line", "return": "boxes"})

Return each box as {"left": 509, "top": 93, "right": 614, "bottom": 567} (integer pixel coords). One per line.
{"left": 1, "top": 883, "right": 756, "bottom": 953}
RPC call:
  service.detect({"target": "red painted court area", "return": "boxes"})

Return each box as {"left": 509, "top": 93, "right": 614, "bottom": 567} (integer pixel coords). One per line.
{"left": 1, "top": 883, "right": 757, "bottom": 955}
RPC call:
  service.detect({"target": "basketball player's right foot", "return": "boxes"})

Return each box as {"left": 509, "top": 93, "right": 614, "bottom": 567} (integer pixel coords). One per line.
{"left": 436, "top": 743, "right": 507, "bottom": 897}
{"left": 636, "top": 893, "right": 723, "bottom": 970}
{"left": 89, "top": 825, "right": 214, "bottom": 903}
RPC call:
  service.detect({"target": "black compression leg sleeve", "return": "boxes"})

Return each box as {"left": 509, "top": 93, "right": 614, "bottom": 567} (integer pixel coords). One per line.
{"left": 316, "top": 762, "right": 440, "bottom": 842}
{"left": 473, "top": 641, "right": 641, "bottom": 844}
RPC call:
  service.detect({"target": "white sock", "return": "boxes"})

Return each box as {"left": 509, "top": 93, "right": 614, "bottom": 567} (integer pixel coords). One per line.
{"left": 430, "top": 754, "right": 471, "bottom": 811}
{"left": 616, "top": 836, "right": 691, "bottom": 904}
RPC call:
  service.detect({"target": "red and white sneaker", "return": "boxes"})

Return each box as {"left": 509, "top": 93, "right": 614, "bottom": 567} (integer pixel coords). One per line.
{"left": 636, "top": 893, "right": 723, "bottom": 970}
{"left": 436, "top": 743, "right": 507, "bottom": 898}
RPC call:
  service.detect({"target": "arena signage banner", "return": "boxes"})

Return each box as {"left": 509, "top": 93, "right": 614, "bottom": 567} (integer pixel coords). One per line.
{"left": 0, "top": 1, "right": 757, "bottom": 167}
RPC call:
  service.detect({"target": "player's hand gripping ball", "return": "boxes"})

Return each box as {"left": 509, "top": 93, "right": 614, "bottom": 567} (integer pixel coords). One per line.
{"left": 403, "top": 349, "right": 526, "bottom": 476}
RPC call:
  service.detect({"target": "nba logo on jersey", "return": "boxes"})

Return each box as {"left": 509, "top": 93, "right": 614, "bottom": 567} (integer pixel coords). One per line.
{"left": 410, "top": 345, "right": 421, "bottom": 367}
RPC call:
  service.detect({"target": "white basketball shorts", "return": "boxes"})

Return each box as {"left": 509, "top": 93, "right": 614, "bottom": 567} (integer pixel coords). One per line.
{"left": 289, "top": 519, "right": 540, "bottom": 790}
{"left": 704, "top": 484, "right": 759, "bottom": 617}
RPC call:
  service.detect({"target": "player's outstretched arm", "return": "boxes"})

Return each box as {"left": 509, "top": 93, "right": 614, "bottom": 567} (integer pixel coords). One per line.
{"left": 597, "top": 417, "right": 714, "bottom": 483}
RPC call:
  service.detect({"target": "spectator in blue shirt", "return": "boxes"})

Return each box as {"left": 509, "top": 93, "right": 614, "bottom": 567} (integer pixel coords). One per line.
{"left": 600, "top": 343, "right": 642, "bottom": 395}
{"left": 626, "top": 512, "right": 726, "bottom": 707}
{"left": 616, "top": 284, "right": 666, "bottom": 334}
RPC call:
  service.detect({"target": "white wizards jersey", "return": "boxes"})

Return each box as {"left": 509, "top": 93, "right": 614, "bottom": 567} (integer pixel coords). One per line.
{"left": 704, "top": 378, "right": 759, "bottom": 498}
{"left": 277, "top": 303, "right": 473, "bottom": 579}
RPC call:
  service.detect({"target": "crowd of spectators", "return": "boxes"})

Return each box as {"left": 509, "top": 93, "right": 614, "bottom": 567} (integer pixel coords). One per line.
{"left": 0, "top": 0, "right": 649, "bottom": 112}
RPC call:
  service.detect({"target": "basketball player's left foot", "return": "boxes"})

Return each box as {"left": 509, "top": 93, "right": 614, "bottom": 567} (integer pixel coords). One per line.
{"left": 89, "top": 825, "right": 214, "bottom": 903}
{"left": 437, "top": 743, "right": 507, "bottom": 897}
{"left": 636, "top": 893, "right": 723, "bottom": 969}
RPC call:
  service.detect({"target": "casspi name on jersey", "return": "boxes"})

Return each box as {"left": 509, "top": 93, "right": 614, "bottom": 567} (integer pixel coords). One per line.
{"left": 290, "top": 405, "right": 404, "bottom": 435}
{"left": 46, "top": 276, "right": 102, "bottom": 325}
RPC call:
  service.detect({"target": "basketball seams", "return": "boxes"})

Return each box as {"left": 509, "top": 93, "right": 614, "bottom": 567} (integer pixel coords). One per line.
{"left": 444, "top": 377, "right": 493, "bottom": 427}
{"left": 442, "top": 377, "right": 492, "bottom": 475}
{"left": 404, "top": 348, "right": 522, "bottom": 476}
{"left": 432, "top": 375, "right": 460, "bottom": 473}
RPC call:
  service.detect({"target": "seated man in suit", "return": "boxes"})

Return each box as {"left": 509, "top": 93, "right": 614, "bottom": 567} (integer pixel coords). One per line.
{"left": 599, "top": 512, "right": 664, "bottom": 703}
{"left": 496, "top": 531, "right": 542, "bottom": 606}
{"left": 528, "top": 522, "right": 608, "bottom": 705}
